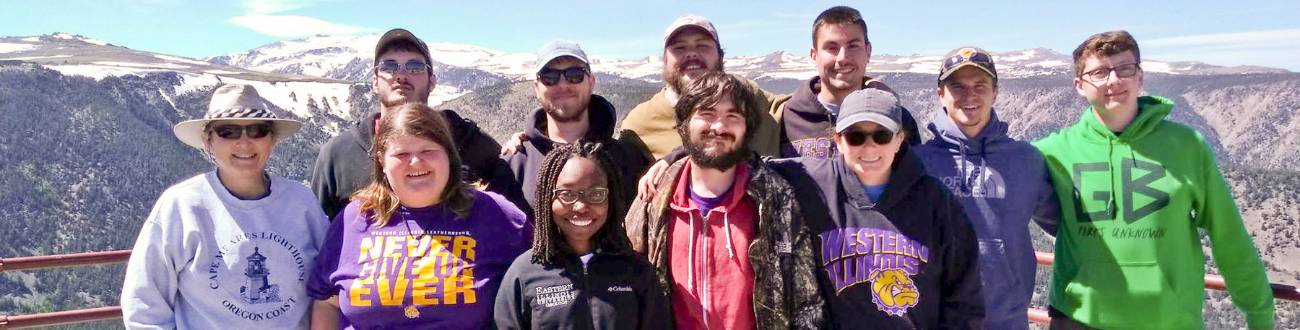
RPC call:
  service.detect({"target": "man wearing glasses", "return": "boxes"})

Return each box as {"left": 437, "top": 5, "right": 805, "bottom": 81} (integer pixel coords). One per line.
{"left": 504, "top": 40, "right": 647, "bottom": 216}
{"left": 1034, "top": 30, "right": 1275, "bottom": 329}
{"left": 913, "top": 46, "right": 1058, "bottom": 329}
{"left": 311, "top": 28, "right": 520, "bottom": 220}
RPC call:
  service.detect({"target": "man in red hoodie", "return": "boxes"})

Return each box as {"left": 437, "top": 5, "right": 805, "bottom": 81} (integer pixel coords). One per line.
{"left": 625, "top": 71, "right": 826, "bottom": 329}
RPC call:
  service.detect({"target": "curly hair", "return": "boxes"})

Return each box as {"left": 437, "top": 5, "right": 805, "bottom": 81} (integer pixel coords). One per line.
{"left": 530, "top": 140, "right": 631, "bottom": 264}
{"left": 351, "top": 103, "right": 475, "bottom": 226}
{"left": 672, "top": 71, "right": 760, "bottom": 145}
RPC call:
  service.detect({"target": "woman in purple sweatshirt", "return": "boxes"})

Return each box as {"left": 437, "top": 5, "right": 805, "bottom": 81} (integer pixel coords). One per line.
{"left": 308, "top": 103, "right": 532, "bottom": 329}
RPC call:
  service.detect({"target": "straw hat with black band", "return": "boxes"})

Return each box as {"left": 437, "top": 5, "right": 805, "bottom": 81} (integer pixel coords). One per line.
{"left": 173, "top": 84, "right": 302, "bottom": 150}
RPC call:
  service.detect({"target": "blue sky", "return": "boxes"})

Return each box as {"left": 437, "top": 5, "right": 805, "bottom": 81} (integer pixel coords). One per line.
{"left": 4, "top": 0, "right": 1299, "bottom": 70}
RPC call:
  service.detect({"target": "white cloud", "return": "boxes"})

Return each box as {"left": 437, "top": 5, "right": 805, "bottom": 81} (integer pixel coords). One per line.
{"left": 229, "top": 15, "right": 373, "bottom": 38}
{"left": 243, "top": 0, "right": 312, "bottom": 15}
{"left": 1145, "top": 29, "right": 1300, "bottom": 49}
{"left": 229, "top": 0, "right": 374, "bottom": 38}
{"left": 1143, "top": 29, "right": 1300, "bottom": 71}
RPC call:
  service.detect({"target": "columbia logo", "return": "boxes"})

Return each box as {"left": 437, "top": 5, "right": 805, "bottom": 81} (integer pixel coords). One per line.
{"left": 607, "top": 285, "right": 633, "bottom": 292}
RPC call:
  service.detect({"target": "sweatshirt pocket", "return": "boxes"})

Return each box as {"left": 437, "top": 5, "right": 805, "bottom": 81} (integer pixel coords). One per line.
{"left": 1065, "top": 260, "right": 1177, "bottom": 326}
{"left": 977, "top": 239, "right": 1022, "bottom": 321}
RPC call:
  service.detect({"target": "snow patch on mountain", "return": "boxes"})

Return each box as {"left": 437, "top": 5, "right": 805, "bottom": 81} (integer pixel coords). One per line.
{"left": 50, "top": 32, "right": 108, "bottom": 46}
{"left": 0, "top": 43, "right": 37, "bottom": 53}
{"left": 5, "top": 54, "right": 72, "bottom": 61}
{"left": 46, "top": 64, "right": 167, "bottom": 80}
{"left": 152, "top": 54, "right": 211, "bottom": 66}
{"left": 94, "top": 61, "right": 189, "bottom": 69}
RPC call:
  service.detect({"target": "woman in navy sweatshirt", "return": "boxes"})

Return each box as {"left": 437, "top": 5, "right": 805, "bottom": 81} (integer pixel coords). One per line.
{"left": 770, "top": 89, "right": 985, "bottom": 329}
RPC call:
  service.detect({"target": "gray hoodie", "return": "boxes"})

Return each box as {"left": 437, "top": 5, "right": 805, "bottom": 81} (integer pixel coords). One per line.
{"left": 913, "top": 109, "right": 1058, "bottom": 329}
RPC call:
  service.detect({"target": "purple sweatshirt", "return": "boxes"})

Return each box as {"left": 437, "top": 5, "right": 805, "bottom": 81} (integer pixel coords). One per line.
{"left": 308, "top": 190, "right": 531, "bottom": 329}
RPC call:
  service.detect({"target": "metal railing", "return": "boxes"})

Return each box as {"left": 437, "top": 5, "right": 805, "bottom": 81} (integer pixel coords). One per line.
{"left": 0, "top": 250, "right": 131, "bottom": 329}
{"left": 2, "top": 250, "right": 1298, "bottom": 328}
{"left": 1025, "top": 252, "right": 1300, "bottom": 324}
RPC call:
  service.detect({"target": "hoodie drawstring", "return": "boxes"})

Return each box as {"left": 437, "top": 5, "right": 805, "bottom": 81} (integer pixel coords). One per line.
{"left": 958, "top": 140, "right": 970, "bottom": 193}
{"left": 723, "top": 212, "right": 735, "bottom": 258}
{"left": 978, "top": 139, "right": 989, "bottom": 195}
{"left": 1107, "top": 139, "right": 1118, "bottom": 217}
{"left": 687, "top": 211, "right": 696, "bottom": 292}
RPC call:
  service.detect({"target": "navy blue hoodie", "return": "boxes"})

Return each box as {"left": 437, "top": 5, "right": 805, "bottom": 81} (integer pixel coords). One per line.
{"left": 913, "top": 109, "right": 1058, "bottom": 329}
{"left": 505, "top": 95, "right": 648, "bottom": 217}
{"left": 771, "top": 150, "right": 984, "bottom": 329}
{"left": 775, "top": 76, "right": 921, "bottom": 159}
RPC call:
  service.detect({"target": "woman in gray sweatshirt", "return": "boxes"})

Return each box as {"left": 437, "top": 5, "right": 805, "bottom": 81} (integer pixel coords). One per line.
{"left": 121, "top": 84, "right": 328, "bottom": 330}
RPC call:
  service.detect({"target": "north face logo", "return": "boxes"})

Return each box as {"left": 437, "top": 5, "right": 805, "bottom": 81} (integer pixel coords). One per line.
{"left": 1071, "top": 158, "right": 1171, "bottom": 223}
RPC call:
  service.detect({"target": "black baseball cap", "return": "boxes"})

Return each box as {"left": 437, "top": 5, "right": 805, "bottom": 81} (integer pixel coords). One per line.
{"left": 375, "top": 28, "right": 432, "bottom": 65}
{"left": 938, "top": 46, "right": 997, "bottom": 84}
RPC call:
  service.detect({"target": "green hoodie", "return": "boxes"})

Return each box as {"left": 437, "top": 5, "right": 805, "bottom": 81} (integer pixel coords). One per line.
{"left": 1033, "top": 96, "right": 1274, "bottom": 329}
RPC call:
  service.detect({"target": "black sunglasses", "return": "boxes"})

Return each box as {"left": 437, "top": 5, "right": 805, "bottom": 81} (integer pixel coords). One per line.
{"left": 537, "top": 67, "right": 588, "bottom": 86}
{"left": 211, "top": 123, "right": 274, "bottom": 140}
{"left": 376, "top": 59, "right": 431, "bottom": 75}
{"left": 944, "top": 52, "right": 994, "bottom": 70}
{"left": 843, "top": 129, "right": 894, "bottom": 146}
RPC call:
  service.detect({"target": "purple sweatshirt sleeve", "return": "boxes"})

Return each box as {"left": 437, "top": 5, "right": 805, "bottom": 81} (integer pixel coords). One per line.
{"left": 308, "top": 208, "right": 349, "bottom": 300}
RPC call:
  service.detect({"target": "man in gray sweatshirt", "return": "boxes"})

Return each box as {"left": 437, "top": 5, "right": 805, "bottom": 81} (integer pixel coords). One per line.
{"left": 912, "top": 46, "right": 1059, "bottom": 329}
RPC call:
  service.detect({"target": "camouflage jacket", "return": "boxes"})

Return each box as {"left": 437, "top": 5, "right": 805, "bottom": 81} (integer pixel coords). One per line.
{"left": 624, "top": 156, "right": 827, "bottom": 329}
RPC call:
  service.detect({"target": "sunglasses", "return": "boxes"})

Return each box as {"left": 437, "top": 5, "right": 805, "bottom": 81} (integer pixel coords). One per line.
{"left": 843, "top": 129, "right": 894, "bottom": 146}
{"left": 554, "top": 187, "right": 609, "bottom": 205}
{"left": 943, "top": 51, "right": 994, "bottom": 71}
{"left": 1080, "top": 63, "right": 1140, "bottom": 83}
{"left": 211, "top": 123, "right": 274, "bottom": 140}
{"left": 537, "top": 67, "right": 588, "bottom": 86}
{"left": 376, "top": 59, "right": 431, "bottom": 75}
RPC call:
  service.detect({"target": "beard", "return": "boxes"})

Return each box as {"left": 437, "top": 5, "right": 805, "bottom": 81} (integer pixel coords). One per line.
{"left": 541, "top": 94, "right": 591, "bottom": 123}
{"left": 379, "top": 83, "right": 432, "bottom": 109}
{"left": 664, "top": 58, "right": 723, "bottom": 94}
{"left": 684, "top": 130, "right": 750, "bottom": 170}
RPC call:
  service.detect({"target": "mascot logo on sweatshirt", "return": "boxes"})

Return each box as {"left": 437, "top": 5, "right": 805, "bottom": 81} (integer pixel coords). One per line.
{"left": 820, "top": 227, "right": 929, "bottom": 317}
{"left": 869, "top": 269, "right": 919, "bottom": 316}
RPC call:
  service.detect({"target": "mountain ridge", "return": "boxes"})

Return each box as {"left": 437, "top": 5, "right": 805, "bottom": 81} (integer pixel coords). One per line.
{"left": 0, "top": 32, "right": 1297, "bottom": 329}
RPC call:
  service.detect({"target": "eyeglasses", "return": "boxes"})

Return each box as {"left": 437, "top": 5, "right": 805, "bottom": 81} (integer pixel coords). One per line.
{"left": 843, "top": 129, "right": 894, "bottom": 146}
{"left": 376, "top": 59, "right": 431, "bottom": 75}
{"left": 537, "top": 67, "right": 588, "bottom": 86}
{"left": 1080, "top": 63, "right": 1140, "bottom": 83}
{"left": 554, "top": 187, "right": 609, "bottom": 205}
{"left": 210, "top": 123, "right": 273, "bottom": 140}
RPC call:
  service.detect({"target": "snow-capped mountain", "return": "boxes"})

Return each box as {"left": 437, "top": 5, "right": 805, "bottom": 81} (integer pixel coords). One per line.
{"left": 209, "top": 34, "right": 1290, "bottom": 86}
{"left": 0, "top": 33, "right": 376, "bottom": 128}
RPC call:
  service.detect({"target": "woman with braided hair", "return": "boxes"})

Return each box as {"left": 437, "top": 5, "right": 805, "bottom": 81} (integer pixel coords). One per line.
{"left": 494, "top": 141, "right": 669, "bottom": 330}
